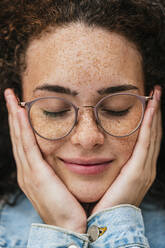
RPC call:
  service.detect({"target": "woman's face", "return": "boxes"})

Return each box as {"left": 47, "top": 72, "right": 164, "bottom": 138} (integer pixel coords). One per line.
{"left": 22, "top": 23, "right": 144, "bottom": 203}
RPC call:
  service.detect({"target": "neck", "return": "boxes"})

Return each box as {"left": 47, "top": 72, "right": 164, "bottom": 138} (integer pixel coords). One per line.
{"left": 80, "top": 201, "right": 98, "bottom": 217}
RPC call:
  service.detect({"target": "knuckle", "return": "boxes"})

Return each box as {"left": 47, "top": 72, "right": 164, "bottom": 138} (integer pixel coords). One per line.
{"left": 151, "top": 131, "right": 157, "bottom": 143}
{"left": 22, "top": 143, "right": 30, "bottom": 153}
{"left": 14, "top": 132, "right": 20, "bottom": 143}
{"left": 130, "top": 170, "right": 154, "bottom": 188}
{"left": 142, "top": 139, "right": 150, "bottom": 151}
{"left": 23, "top": 139, "right": 36, "bottom": 153}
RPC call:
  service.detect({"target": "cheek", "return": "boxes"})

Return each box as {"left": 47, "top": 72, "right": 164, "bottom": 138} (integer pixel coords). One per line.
{"left": 111, "top": 131, "right": 139, "bottom": 166}
{"left": 35, "top": 135, "right": 63, "bottom": 157}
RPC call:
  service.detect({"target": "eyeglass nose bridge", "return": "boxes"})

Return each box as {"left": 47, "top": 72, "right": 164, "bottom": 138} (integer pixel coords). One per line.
{"left": 75, "top": 105, "right": 99, "bottom": 126}
{"left": 82, "top": 105, "right": 95, "bottom": 108}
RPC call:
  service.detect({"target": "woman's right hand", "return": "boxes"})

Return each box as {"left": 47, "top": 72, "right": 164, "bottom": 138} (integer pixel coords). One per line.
{"left": 4, "top": 88, "right": 87, "bottom": 234}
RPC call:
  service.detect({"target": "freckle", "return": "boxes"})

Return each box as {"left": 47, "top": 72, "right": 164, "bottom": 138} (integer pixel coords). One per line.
{"left": 119, "top": 133, "right": 138, "bottom": 153}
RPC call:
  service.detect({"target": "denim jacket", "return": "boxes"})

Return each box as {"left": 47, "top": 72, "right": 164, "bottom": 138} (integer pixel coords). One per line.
{"left": 0, "top": 193, "right": 165, "bottom": 248}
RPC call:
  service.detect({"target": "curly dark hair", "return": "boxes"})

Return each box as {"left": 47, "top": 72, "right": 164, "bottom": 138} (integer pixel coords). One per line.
{"left": 0, "top": 0, "right": 165, "bottom": 203}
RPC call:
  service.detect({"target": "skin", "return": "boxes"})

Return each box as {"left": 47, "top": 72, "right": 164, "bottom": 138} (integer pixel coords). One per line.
{"left": 23, "top": 23, "right": 144, "bottom": 202}
{"left": 4, "top": 23, "right": 162, "bottom": 233}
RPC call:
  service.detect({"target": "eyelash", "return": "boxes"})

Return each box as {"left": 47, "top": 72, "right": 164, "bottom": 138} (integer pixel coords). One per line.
{"left": 43, "top": 109, "right": 70, "bottom": 117}
{"left": 100, "top": 107, "right": 131, "bottom": 117}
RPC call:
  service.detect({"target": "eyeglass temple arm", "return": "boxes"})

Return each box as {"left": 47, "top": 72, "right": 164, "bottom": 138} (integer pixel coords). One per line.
{"left": 16, "top": 95, "right": 153, "bottom": 108}
{"left": 145, "top": 96, "right": 153, "bottom": 100}
{"left": 19, "top": 102, "right": 26, "bottom": 107}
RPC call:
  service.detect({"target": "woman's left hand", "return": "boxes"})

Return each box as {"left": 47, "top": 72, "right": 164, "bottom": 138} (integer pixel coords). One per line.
{"left": 91, "top": 86, "right": 162, "bottom": 214}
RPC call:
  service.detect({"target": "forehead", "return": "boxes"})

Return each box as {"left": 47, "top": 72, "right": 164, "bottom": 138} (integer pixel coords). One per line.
{"left": 23, "top": 23, "right": 144, "bottom": 97}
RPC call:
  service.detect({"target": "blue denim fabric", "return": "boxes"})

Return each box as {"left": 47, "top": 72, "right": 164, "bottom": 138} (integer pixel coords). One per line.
{"left": 0, "top": 193, "right": 43, "bottom": 248}
{"left": 140, "top": 199, "right": 165, "bottom": 248}
{"left": 28, "top": 224, "right": 89, "bottom": 248}
{"left": 0, "top": 193, "right": 165, "bottom": 248}
{"left": 87, "top": 205, "right": 149, "bottom": 248}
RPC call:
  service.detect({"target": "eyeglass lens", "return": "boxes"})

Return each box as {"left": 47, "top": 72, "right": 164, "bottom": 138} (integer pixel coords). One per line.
{"left": 97, "top": 94, "right": 143, "bottom": 137}
{"left": 29, "top": 98, "right": 76, "bottom": 139}
{"left": 29, "top": 94, "right": 143, "bottom": 140}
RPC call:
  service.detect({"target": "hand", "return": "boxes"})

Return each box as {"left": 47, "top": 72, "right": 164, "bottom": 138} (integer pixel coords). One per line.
{"left": 92, "top": 86, "right": 162, "bottom": 214}
{"left": 4, "top": 89, "right": 87, "bottom": 233}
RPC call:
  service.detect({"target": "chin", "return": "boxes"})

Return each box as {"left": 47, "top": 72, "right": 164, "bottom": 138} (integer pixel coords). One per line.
{"left": 76, "top": 194, "right": 101, "bottom": 203}
{"left": 68, "top": 184, "right": 106, "bottom": 203}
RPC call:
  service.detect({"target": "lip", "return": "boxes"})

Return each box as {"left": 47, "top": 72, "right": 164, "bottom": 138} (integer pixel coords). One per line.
{"left": 59, "top": 158, "right": 114, "bottom": 175}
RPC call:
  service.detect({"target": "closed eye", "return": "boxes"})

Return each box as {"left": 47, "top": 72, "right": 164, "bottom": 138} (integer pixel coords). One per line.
{"left": 101, "top": 106, "right": 132, "bottom": 117}
{"left": 42, "top": 109, "right": 71, "bottom": 118}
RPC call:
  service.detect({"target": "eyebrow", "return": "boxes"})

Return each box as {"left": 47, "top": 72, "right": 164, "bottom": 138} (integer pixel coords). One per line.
{"left": 34, "top": 84, "right": 138, "bottom": 96}
{"left": 34, "top": 84, "right": 78, "bottom": 96}
{"left": 97, "top": 84, "right": 138, "bottom": 95}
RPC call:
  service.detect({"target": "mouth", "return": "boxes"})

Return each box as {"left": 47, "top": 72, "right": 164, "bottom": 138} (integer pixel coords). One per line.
{"left": 59, "top": 158, "right": 114, "bottom": 175}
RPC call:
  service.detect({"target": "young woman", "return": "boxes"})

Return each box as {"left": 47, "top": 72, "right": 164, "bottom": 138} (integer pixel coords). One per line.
{"left": 0, "top": 0, "right": 165, "bottom": 247}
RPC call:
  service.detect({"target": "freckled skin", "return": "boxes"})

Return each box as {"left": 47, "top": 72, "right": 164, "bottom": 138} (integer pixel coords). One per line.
{"left": 22, "top": 23, "right": 145, "bottom": 203}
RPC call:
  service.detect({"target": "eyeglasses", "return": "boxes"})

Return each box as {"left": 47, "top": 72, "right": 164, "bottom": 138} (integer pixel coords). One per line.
{"left": 19, "top": 93, "right": 153, "bottom": 140}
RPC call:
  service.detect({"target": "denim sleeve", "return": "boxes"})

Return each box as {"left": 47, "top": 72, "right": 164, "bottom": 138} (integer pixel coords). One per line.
{"left": 87, "top": 204, "right": 150, "bottom": 248}
{"left": 27, "top": 205, "right": 149, "bottom": 248}
{"left": 27, "top": 224, "right": 88, "bottom": 248}
{"left": 27, "top": 223, "right": 89, "bottom": 248}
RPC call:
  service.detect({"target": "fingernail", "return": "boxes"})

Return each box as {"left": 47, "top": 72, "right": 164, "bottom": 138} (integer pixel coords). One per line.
{"left": 5, "top": 94, "right": 13, "bottom": 105}
{"left": 4, "top": 94, "right": 10, "bottom": 104}
{"left": 156, "top": 89, "right": 161, "bottom": 101}
{"left": 4, "top": 89, "right": 11, "bottom": 102}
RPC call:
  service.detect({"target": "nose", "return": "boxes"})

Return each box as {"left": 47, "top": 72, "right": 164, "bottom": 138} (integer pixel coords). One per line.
{"left": 70, "top": 109, "right": 104, "bottom": 150}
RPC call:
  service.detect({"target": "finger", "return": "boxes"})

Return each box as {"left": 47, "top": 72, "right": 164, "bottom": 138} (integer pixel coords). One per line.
{"left": 151, "top": 109, "right": 162, "bottom": 167}
{"left": 4, "top": 89, "right": 29, "bottom": 185}
{"left": 143, "top": 86, "right": 162, "bottom": 171}
{"left": 128, "top": 106, "right": 154, "bottom": 168}
{"left": 147, "top": 109, "right": 161, "bottom": 164}
{"left": 146, "top": 85, "right": 161, "bottom": 113}
{"left": 5, "top": 94, "right": 27, "bottom": 190}
{"left": 5, "top": 89, "right": 54, "bottom": 182}
{"left": 4, "top": 89, "right": 39, "bottom": 169}
{"left": 17, "top": 106, "right": 48, "bottom": 173}
{"left": 17, "top": 105, "right": 75, "bottom": 199}
{"left": 140, "top": 109, "right": 162, "bottom": 187}
{"left": 17, "top": 107, "right": 79, "bottom": 210}
{"left": 8, "top": 113, "right": 22, "bottom": 167}
{"left": 141, "top": 110, "right": 159, "bottom": 184}
{"left": 4, "top": 88, "right": 20, "bottom": 117}
{"left": 127, "top": 86, "right": 161, "bottom": 170}
{"left": 5, "top": 89, "right": 23, "bottom": 168}
{"left": 5, "top": 89, "right": 21, "bottom": 138}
